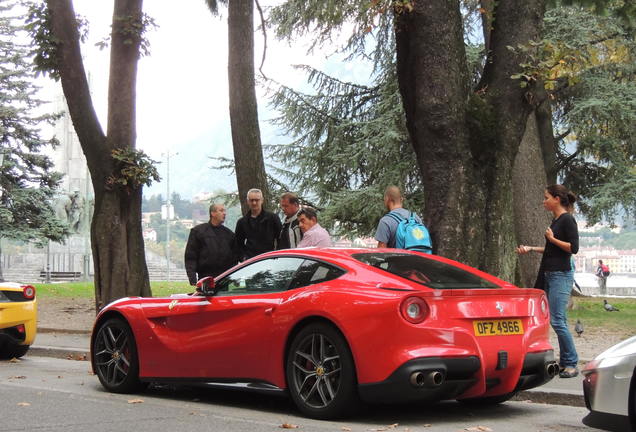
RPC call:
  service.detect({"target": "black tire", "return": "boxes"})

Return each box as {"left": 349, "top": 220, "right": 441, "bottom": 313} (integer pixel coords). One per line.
{"left": 92, "top": 318, "right": 144, "bottom": 393}
{"left": 458, "top": 391, "right": 517, "bottom": 406}
{"left": 0, "top": 344, "right": 29, "bottom": 360}
{"left": 286, "top": 323, "right": 358, "bottom": 419}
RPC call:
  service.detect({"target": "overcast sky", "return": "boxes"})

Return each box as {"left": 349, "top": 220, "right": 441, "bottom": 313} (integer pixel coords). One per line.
{"left": 53, "top": 1, "right": 370, "bottom": 198}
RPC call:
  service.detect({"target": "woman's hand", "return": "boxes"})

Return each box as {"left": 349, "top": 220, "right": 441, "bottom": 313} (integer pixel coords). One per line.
{"left": 516, "top": 245, "right": 531, "bottom": 254}
{"left": 545, "top": 227, "right": 555, "bottom": 242}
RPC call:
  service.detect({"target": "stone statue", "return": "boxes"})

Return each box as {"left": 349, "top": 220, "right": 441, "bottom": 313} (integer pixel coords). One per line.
{"left": 54, "top": 191, "right": 84, "bottom": 233}
{"left": 66, "top": 191, "right": 83, "bottom": 233}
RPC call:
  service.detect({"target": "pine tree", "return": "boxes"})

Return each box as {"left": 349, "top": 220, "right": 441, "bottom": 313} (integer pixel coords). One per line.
{"left": 0, "top": 0, "right": 68, "bottom": 281}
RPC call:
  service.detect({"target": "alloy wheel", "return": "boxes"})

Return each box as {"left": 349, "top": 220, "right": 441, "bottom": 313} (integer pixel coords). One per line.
{"left": 94, "top": 320, "right": 133, "bottom": 389}
{"left": 290, "top": 332, "right": 342, "bottom": 409}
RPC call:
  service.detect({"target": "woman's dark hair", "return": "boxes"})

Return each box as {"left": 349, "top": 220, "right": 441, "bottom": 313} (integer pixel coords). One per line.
{"left": 546, "top": 184, "right": 577, "bottom": 213}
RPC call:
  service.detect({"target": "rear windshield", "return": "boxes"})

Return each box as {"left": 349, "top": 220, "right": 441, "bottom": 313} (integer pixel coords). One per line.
{"left": 352, "top": 252, "right": 501, "bottom": 289}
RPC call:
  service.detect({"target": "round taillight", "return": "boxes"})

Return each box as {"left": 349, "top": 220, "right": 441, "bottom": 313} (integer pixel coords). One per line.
{"left": 540, "top": 295, "right": 548, "bottom": 317}
{"left": 400, "top": 296, "right": 429, "bottom": 324}
{"left": 22, "top": 285, "right": 36, "bottom": 300}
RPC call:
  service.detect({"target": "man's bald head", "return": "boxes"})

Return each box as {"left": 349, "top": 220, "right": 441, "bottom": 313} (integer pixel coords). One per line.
{"left": 384, "top": 186, "right": 403, "bottom": 209}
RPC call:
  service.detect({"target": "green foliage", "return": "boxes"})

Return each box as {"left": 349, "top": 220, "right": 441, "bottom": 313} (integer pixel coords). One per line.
{"left": 541, "top": 5, "right": 636, "bottom": 224}
{"left": 142, "top": 193, "right": 163, "bottom": 212}
{"left": 203, "top": 0, "right": 227, "bottom": 16}
{"left": 606, "top": 230, "right": 636, "bottom": 249}
{"left": 270, "top": 0, "right": 395, "bottom": 71}
{"left": 147, "top": 213, "right": 190, "bottom": 243}
{"left": 98, "top": 12, "right": 157, "bottom": 57}
{"left": 0, "top": 0, "right": 68, "bottom": 245}
{"left": 106, "top": 148, "right": 160, "bottom": 192}
{"left": 24, "top": 1, "right": 60, "bottom": 80}
{"left": 267, "top": 63, "right": 423, "bottom": 237}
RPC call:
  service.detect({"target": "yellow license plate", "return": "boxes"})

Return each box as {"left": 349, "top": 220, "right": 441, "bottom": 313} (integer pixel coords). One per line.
{"left": 473, "top": 319, "right": 524, "bottom": 336}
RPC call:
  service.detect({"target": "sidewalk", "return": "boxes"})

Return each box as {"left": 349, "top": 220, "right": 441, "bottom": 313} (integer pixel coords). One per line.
{"left": 29, "top": 330, "right": 585, "bottom": 407}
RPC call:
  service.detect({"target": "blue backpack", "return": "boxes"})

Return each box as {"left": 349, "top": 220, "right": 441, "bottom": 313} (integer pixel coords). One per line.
{"left": 388, "top": 211, "right": 433, "bottom": 254}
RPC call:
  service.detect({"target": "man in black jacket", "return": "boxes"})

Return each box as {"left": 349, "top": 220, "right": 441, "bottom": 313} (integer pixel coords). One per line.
{"left": 184, "top": 203, "right": 238, "bottom": 286}
{"left": 235, "top": 188, "right": 282, "bottom": 260}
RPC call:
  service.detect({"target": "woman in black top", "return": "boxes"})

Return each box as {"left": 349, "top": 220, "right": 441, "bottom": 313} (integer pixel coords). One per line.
{"left": 516, "top": 185, "right": 580, "bottom": 378}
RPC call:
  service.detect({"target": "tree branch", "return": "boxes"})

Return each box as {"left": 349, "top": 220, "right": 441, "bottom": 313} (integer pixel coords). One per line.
{"left": 555, "top": 128, "right": 571, "bottom": 142}
{"left": 556, "top": 149, "right": 580, "bottom": 172}
{"left": 255, "top": 0, "right": 268, "bottom": 80}
{"left": 47, "top": 0, "right": 107, "bottom": 176}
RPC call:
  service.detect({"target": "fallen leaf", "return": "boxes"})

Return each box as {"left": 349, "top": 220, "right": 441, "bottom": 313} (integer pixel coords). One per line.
{"left": 9, "top": 376, "right": 26, "bottom": 379}
{"left": 9, "top": 358, "right": 20, "bottom": 363}
{"left": 388, "top": 425, "right": 398, "bottom": 430}
{"left": 342, "top": 428, "right": 352, "bottom": 432}
{"left": 423, "top": 425, "right": 432, "bottom": 428}
{"left": 57, "top": 375, "right": 63, "bottom": 379}
{"left": 17, "top": 402, "right": 30, "bottom": 407}
{"left": 127, "top": 399, "right": 144, "bottom": 404}
{"left": 280, "top": 423, "right": 299, "bottom": 429}
{"left": 465, "top": 427, "right": 492, "bottom": 432}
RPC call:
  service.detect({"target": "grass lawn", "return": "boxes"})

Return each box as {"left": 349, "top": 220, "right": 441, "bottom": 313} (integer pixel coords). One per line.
{"left": 34, "top": 281, "right": 192, "bottom": 298}
{"left": 570, "top": 296, "right": 636, "bottom": 334}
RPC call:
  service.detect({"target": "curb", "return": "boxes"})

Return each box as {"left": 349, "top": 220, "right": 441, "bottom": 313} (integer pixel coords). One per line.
{"left": 38, "top": 327, "right": 91, "bottom": 335}
{"left": 29, "top": 345, "right": 89, "bottom": 360}
{"left": 515, "top": 389, "right": 585, "bottom": 407}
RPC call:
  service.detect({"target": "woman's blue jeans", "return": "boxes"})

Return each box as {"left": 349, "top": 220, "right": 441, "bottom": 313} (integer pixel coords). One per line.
{"left": 545, "top": 270, "right": 578, "bottom": 368}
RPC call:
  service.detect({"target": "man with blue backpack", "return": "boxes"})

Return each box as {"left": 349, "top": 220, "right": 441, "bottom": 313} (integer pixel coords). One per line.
{"left": 375, "top": 186, "right": 433, "bottom": 254}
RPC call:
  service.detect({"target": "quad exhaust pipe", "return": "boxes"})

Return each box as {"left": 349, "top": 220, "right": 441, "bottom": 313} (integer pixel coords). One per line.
{"left": 545, "top": 362, "right": 559, "bottom": 377}
{"left": 410, "top": 370, "right": 444, "bottom": 388}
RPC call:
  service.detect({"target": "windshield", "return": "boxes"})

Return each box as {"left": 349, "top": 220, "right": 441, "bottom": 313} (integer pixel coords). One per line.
{"left": 352, "top": 252, "right": 501, "bottom": 289}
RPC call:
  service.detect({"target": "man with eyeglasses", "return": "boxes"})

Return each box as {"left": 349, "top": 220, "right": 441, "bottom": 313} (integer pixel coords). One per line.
{"left": 234, "top": 188, "right": 282, "bottom": 260}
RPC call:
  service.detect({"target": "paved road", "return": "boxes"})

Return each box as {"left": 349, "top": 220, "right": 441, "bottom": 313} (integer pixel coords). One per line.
{"left": 0, "top": 356, "right": 630, "bottom": 432}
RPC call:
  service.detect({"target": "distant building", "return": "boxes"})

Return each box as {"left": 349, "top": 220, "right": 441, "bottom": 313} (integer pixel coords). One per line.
{"left": 143, "top": 228, "right": 157, "bottom": 242}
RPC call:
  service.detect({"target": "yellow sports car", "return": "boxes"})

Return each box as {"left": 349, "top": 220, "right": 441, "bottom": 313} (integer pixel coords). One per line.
{"left": 0, "top": 283, "right": 37, "bottom": 359}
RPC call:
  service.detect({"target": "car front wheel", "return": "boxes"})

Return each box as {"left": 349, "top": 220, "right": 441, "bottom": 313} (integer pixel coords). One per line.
{"left": 92, "top": 318, "right": 144, "bottom": 393}
{"left": 286, "top": 323, "right": 358, "bottom": 419}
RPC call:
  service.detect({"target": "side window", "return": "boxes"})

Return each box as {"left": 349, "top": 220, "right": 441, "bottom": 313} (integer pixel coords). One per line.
{"left": 215, "top": 257, "right": 305, "bottom": 295}
{"left": 288, "top": 259, "right": 345, "bottom": 290}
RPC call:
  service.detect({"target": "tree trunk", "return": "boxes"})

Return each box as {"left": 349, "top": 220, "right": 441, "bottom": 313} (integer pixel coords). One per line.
{"left": 512, "top": 113, "right": 552, "bottom": 287}
{"left": 395, "top": 0, "right": 545, "bottom": 280}
{"left": 395, "top": 0, "right": 484, "bottom": 266}
{"left": 0, "top": 242, "right": 4, "bottom": 283}
{"left": 228, "top": 0, "right": 269, "bottom": 213}
{"left": 47, "top": 0, "right": 151, "bottom": 310}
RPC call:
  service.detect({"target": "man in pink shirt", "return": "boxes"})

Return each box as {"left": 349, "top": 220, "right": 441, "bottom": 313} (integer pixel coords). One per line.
{"left": 297, "top": 207, "right": 332, "bottom": 248}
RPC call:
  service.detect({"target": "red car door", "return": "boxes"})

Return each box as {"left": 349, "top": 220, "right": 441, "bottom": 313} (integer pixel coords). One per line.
{"left": 165, "top": 257, "right": 305, "bottom": 381}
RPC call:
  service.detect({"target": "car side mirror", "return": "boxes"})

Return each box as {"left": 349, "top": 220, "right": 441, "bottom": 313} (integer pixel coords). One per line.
{"left": 196, "top": 276, "right": 216, "bottom": 296}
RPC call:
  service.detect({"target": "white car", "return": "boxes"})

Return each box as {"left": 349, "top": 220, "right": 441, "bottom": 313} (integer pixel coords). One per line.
{"left": 582, "top": 335, "right": 636, "bottom": 428}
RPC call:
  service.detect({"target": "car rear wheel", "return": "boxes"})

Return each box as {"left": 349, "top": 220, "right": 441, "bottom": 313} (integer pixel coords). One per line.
{"left": 0, "top": 344, "right": 29, "bottom": 360}
{"left": 286, "top": 323, "right": 358, "bottom": 419}
{"left": 92, "top": 318, "right": 144, "bottom": 393}
{"left": 458, "top": 391, "right": 517, "bottom": 406}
